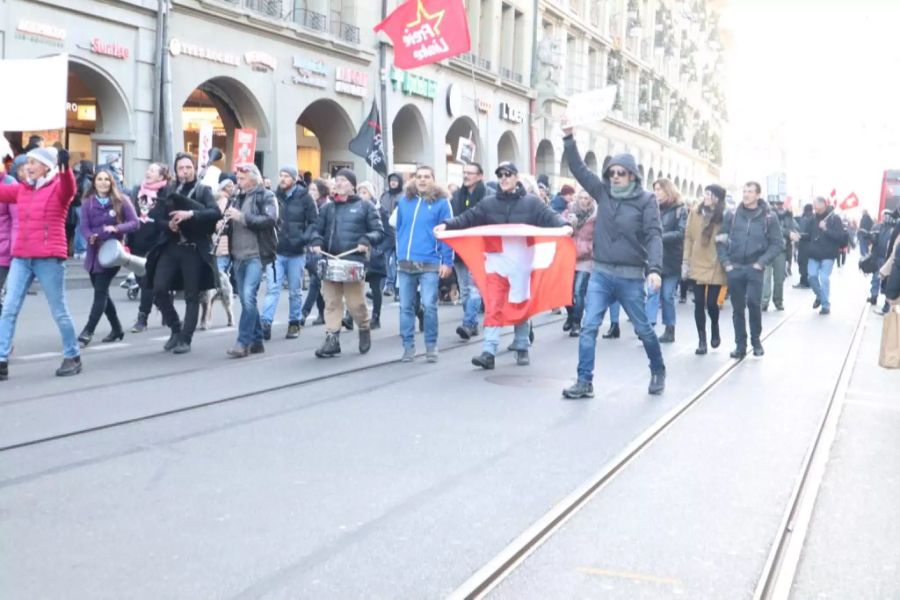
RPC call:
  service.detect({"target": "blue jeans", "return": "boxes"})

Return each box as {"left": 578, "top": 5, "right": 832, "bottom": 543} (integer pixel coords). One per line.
{"left": 234, "top": 257, "right": 264, "bottom": 347}
{"left": 577, "top": 269, "right": 665, "bottom": 382}
{"left": 645, "top": 275, "right": 679, "bottom": 326}
{"left": 456, "top": 261, "right": 482, "bottom": 328}
{"left": 0, "top": 257, "right": 79, "bottom": 361}
{"left": 399, "top": 270, "right": 439, "bottom": 348}
{"left": 261, "top": 254, "right": 306, "bottom": 324}
{"left": 484, "top": 321, "right": 530, "bottom": 355}
{"left": 216, "top": 256, "right": 232, "bottom": 274}
{"left": 384, "top": 249, "right": 397, "bottom": 291}
{"left": 73, "top": 210, "right": 87, "bottom": 255}
{"left": 609, "top": 301, "right": 620, "bottom": 323}
{"left": 808, "top": 258, "right": 835, "bottom": 309}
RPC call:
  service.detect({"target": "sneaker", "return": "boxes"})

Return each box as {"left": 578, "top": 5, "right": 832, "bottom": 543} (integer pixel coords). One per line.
{"left": 730, "top": 348, "right": 747, "bottom": 359}
{"left": 262, "top": 321, "right": 272, "bottom": 341}
{"left": 426, "top": 346, "right": 438, "bottom": 363}
{"left": 131, "top": 312, "right": 148, "bottom": 333}
{"left": 226, "top": 344, "right": 249, "bottom": 358}
{"left": 562, "top": 380, "right": 594, "bottom": 399}
{"left": 172, "top": 340, "right": 191, "bottom": 354}
{"left": 471, "top": 352, "right": 495, "bottom": 370}
{"left": 286, "top": 322, "right": 301, "bottom": 339}
{"left": 515, "top": 350, "right": 530, "bottom": 366}
{"left": 569, "top": 324, "right": 581, "bottom": 337}
{"left": 401, "top": 347, "right": 415, "bottom": 362}
{"left": 55, "top": 356, "right": 82, "bottom": 377}
{"left": 819, "top": 306, "right": 830, "bottom": 315}
{"left": 648, "top": 370, "right": 666, "bottom": 395}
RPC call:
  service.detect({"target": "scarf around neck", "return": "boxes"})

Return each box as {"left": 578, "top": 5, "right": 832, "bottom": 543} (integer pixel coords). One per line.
{"left": 139, "top": 178, "right": 167, "bottom": 202}
{"left": 610, "top": 181, "right": 637, "bottom": 199}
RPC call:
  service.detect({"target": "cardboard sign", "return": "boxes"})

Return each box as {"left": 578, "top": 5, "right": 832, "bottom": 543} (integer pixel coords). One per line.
{"left": 564, "top": 86, "right": 618, "bottom": 129}
{"left": 231, "top": 128, "right": 257, "bottom": 170}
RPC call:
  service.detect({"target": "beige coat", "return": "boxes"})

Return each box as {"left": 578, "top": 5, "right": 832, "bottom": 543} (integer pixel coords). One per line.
{"left": 683, "top": 206, "right": 727, "bottom": 285}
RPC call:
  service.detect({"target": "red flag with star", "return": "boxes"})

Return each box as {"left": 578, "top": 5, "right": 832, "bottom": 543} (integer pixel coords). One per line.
{"left": 437, "top": 225, "right": 575, "bottom": 326}
{"left": 374, "top": 0, "right": 471, "bottom": 70}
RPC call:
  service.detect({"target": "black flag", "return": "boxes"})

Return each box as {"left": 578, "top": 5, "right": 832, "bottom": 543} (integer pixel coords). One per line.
{"left": 349, "top": 100, "right": 387, "bottom": 177}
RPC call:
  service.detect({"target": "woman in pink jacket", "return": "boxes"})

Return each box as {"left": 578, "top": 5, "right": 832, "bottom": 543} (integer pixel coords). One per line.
{"left": 0, "top": 165, "right": 17, "bottom": 317}
{"left": 0, "top": 147, "right": 80, "bottom": 381}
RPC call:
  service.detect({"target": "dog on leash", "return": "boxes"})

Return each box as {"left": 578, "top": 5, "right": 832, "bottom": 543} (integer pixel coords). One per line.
{"left": 199, "top": 271, "right": 234, "bottom": 330}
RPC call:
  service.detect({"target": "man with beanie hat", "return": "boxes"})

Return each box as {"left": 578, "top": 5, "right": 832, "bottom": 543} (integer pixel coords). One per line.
{"left": 309, "top": 168, "right": 384, "bottom": 358}
{"left": 379, "top": 172, "right": 404, "bottom": 297}
{"left": 260, "top": 165, "right": 318, "bottom": 340}
{"left": 560, "top": 118, "right": 667, "bottom": 398}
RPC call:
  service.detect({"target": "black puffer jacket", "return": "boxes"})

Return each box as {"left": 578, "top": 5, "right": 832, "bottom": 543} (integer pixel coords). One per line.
{"left": 449, "top": 181, "right": 493, "bottom": 263}
{"left": 562, "top": 137, "right": 663, "bottom": 274}
{"left": 275, "top": 183, "right": 318, "bottom": 256}
{"left": 309, "top": 196, "right": 384, "bottom": 264}
{"left": 716, "top": 202, "right": 783, "bottom": 268}
{"left": 443, "top": 182, "right": 564, "bottom": 229}
{"left": 801, "top": 206, "right": 847, "bottom": 261}
{"left": 660, "top": 201, "right": 687, "bottom": 277}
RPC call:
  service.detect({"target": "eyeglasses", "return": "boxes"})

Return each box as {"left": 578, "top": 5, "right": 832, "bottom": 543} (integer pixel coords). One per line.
{"left": 497, "top": 171, "right": 514, "bottom": 179}
{"left": 607, "top": 169, "right": 628, "bottom": 178}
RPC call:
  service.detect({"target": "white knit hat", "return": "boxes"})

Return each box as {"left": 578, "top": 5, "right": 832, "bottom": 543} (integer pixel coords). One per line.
{"left": 27, "top": 147, "right": 58, "bottom": 170}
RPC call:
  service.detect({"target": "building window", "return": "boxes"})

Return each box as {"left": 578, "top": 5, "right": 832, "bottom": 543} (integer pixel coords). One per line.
{"left": 329, "top": 0, "right": 359, "bottom": 44}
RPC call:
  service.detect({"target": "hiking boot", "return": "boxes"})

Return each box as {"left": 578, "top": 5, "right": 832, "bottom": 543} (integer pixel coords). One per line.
{"left": 286, "top": 322, "right": 301, "bottom": 339}
{"left": 249, "top": 341, "right": 265, "bottom": 354}
{"left": 358, "top": 329, "right": 371, "bottom": 354}
{"left": 0, "top": 361, "right": 8, "bottom": 381}
{"left": 710, "top": 323, "right": 721, "bottom": 349}
{"left": 515, "top": 350, "right": 530, "bottom": 366}
{"left": 401, "top": 347, "right": 416, "bottom": 362}
{"left": 131, "top": 312, "right": 148, "bottom": 333}
{"left": 227, "top": 344, "right": 249, "bottom": 358}
{"left": 457, "top": 324, "right": 477, "bottom": 340}
{"left": 659, "top": 325, "right": 675, "bottom": 343}
{"left": 696, "top": 330, "right": 708, "bottom": 355}
{"left": 730, "top": 347, "right": 747, "bottom": 359}
{"left": 562, "top": 380, "right": 594, "bottom": 399}
{"left": 426, "top": 346, "right": 438, "bottom": 363}
{"left": 315, "top": 333, "right": 341, "bottom": 358}
{"left": 648, "top": 370, "right": 666, "bottom": 395}
{"left": 602, "top": 323, "right": 620, "bottom": 339}
{"left": 262, "top": 321, "right": 272, "bottom": 341}
{"left": 56, "top": 356, "right": 82, "bottom": 377}
{"left": 471, "top": 352, "right": 495, "bottom": 370}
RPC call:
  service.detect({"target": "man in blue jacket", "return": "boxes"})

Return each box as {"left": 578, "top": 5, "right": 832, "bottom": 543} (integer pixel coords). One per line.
{"left": 395, "top": 165, "right": 454, "bottom": 363}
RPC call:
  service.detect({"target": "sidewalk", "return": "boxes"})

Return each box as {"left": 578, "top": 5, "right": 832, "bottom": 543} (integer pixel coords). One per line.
{"left": 790, "top": 309, "right": 900, "bottom": 599}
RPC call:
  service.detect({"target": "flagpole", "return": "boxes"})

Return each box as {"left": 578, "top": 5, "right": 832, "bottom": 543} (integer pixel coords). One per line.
{"left": 379, "top": 0, "right": 390, "bottom": 179}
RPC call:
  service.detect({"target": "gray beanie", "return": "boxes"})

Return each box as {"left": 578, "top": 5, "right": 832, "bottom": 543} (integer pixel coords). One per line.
{"left": 27, "top": 147, "right": 57, "bottom": 170}
{"left": 335, "top": 168, "right": 357, "bottom": 189}
{"left": 280, "top": 166, "right": 299, "bottom": 181}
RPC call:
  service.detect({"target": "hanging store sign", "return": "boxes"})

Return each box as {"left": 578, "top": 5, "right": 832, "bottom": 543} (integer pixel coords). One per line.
{"left": 16, "top": 19, "right": 66, "bottom": 46}
{"left": 91, "top": 38, "right": 130, "bottom": 60}
{"left": 390, "top": 68, "right": 437, "bottom": 100}
{"left": 245, "top": 51, "right": 277, "bottom": 72}
{"left": 499, "top": 102, "right": 525, "bottom": 124}
{"left": 335, "top": 67, "right": 368, "bottom": 98}
{"left": 169, "top": 39, "right": 240, "bottom": 67}
{"left": 232, "top": 128, "right": 257, "bottom": 170}
{"left": 476, "top": 98, "right": 492, "bottom": 114}
{"left": 292, "top": 56, "right": 328, "bottom": 88}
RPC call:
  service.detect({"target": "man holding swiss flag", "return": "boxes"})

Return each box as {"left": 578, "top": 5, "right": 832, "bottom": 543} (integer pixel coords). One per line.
{"left": 434, "top": 162, "right": 572, "bottom": 369}
{"left": 560, "top": 117, "right": 667, "bottom": 398}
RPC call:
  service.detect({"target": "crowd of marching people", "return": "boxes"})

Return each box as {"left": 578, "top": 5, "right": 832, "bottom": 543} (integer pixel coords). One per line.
{"left": 2, "top": 130, "right": 899, "bottom": 388}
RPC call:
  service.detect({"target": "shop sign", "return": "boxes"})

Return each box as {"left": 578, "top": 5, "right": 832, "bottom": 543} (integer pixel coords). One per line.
{"left": 476, "top": 98, "right": 492, "bottom": 114}
{"left": 390, "top": 68, "right": 437, "bottom": 100}
{"left": 499, "top": 102, "right": 525, "bottom": 124}
{"left": 16, "top": 19, "right": 66, "bottom": 46}
{"left": 245, "top": 51, "right": 277, "bottom": 72}
{"left": 335, "top": 67, "right": 368, "bottom": 98}
{"left": 91, "top": 38, "right": 130, "bottom": 60}
{"left": 169, "top": 39, "right": 240, "bottom": 67}
{"left": 292, "top": 56, "right": 328, "bottom": 88}
{"left": 67, "top": 102, "right": 96, "bottom": 121}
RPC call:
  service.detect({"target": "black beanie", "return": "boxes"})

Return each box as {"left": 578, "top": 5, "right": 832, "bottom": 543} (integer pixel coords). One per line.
{"left": 336, "top": 168, "right": 357, "bottom": 189}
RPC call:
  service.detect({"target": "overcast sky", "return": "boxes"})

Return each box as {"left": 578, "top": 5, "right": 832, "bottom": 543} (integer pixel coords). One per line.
{"left": 720, "top": 0, "right": 900, "bottom": 212}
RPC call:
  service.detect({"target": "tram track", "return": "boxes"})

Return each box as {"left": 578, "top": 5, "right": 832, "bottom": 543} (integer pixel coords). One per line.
{"left": 448, "top": 303, "right": 834, "bottom": 599}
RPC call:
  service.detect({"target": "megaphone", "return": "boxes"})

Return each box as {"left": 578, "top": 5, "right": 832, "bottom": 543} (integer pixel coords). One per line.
{"left": 98, "top": 239, "right": 147, "bottom": 276}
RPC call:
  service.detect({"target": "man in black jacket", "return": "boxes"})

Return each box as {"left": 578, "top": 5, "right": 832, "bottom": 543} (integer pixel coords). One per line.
{"left": 800, "top": 196, "right": 847, "bottom": 315}
{"left": 147, "top": 152, "right": 222, "bottom": 354}
{"left": 559, "top": 122, "right": 666, "bottom": 398}
{"left": 309, "top": 168, "right": 384, "bottom": 358}
{"left": 437, "top": 161, "right": 569, "bottom": 369}
{"left": 379, "top": 172, "right": 403, "bottom": 297}
{"left": 260, "top": 166, "right": 318, "bottom": 340}
{"left": 793, "top": 203, "right": 814, "bottom": 288}
{"left": 451, "top": 162, "right": 491, "bottom": 340}
{"left": 225, "top": 164, "right": 279, "bottom": 358}
{"left": 762, "top": 198, "right": 796, "bottom": 311}
{"left": 716, "top": 181, "right": 783, "bottom": 358}
{"left": 858, "top": 208, "right": 874, "bottom": 257}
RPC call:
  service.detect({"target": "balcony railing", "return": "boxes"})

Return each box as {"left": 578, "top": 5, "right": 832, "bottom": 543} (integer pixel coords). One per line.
{"left": 242, "top": 0, "right": 283, "bottom": 18}
{"left": 458, "top": 52, "right": 492, "bottom": 71}
{"left": 292, "top": 8, "right": 328, "bottom": 32}
{"left": 331, "top": 20, "right": 361, "bottom": 44}
{"left": 500, "top": 67, "right": 523, "bottom": 84}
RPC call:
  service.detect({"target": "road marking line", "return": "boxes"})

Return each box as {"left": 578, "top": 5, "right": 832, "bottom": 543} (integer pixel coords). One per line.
{"left": 86, "top": 343, "right": 132, "bottom": 352}
{"left": 17, "top": 352, "right": 59, "bottom": 361}
{"left": 577, "top": 566, "right": 682, "bottom": 586}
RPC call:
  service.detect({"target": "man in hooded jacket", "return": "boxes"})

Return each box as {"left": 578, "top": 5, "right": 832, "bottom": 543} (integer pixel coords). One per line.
{"left": 560, "top": 119, "right": 667, "bottom": 398}
{"left": 379, "top": 172, "right": 403, "bottom": 297}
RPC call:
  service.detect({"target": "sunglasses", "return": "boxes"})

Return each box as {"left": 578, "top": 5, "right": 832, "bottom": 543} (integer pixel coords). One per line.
{"left": 607, "top": 169, "right": 628, "bottom": 178}
{"left": 497, "top": 171, "right": 514, "bottom": 179}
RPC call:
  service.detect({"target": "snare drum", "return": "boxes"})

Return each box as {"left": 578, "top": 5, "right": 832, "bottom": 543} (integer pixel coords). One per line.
{"left": 317, "top": 257, "right": 366, "bottom": 282}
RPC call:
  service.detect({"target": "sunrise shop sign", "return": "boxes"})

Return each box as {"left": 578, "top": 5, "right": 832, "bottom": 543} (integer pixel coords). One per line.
{"left": 390, "top": 68, "right": 437, "bottom": 100}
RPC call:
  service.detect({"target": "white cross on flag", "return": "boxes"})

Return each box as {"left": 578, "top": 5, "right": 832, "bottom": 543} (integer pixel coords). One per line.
{"left": 437, "top": 224, "right": 576, "bottom": 326}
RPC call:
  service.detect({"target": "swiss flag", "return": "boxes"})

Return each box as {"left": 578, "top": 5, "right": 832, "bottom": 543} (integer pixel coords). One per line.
{"left": 374, "top": 0, "right": 471, "bottom": 70}
{"left": 437, "top": 225, "right": 575, "bottom": 327}
{"left": 840, "top": 192, "right": 860, "bottom": 210}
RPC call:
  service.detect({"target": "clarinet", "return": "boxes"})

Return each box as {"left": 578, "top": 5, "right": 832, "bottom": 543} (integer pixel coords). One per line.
{"left": 210, "top": 191, "right": 239, "bottom": 253}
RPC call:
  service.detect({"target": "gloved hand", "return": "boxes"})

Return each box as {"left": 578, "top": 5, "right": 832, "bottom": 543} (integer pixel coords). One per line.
{"left": 57, "top": 148, "right": 71, "bottom": 171}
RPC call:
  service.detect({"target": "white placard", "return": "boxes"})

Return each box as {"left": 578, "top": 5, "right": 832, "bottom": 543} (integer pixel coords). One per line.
{"left": 0, "top": 55, "right": 68, "bottom": 131}
{"left": 564, "top": 86, "right": 618, "bottom": 129}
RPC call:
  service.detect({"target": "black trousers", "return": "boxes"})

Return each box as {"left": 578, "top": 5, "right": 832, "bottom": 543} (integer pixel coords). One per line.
{"left": 368, "top": 275, "right": 383, "bottom": 319}
{"left": 153, "top": 244, "right": 204, "bottom": 342}
{"left": 797, "top": 242, "right": 810, "bottom": 285}
{"left": 85, "top": 267, "right": 122, "bottom": 334}
{"left": 693, "top": 283, "right": 721, "bottom": 336}
{"left": 727, "top": 266, "right": 764, "bottom": 349}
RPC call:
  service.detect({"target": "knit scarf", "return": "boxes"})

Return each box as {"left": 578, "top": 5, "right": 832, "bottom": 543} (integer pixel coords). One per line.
{"left": 572, "top": 203, "right": 596, "bottom": 230}
{"left": 610, "top": 181, "right": 637, "bottom": 199}
{"left": 138, "top": 178, "right": 167, "bottom": 203}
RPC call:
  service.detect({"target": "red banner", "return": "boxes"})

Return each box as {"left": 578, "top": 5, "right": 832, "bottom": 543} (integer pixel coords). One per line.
{"left": 231, "top": 128, "right": 257, "bottom": 170}
{"left": 374, "top": 0, "right": 471, "bottom": 70}
{"left": 840, "top": 192, "right": 860, "bottom": 210}
{"left": 437, "top": 225, "right": 575, "bottom": 327}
